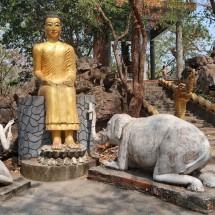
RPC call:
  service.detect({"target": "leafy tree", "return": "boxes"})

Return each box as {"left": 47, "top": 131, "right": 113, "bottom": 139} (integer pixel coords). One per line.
{"left": 0, "top": 0, "right": 100, "bottom": 57}
{"left": 79, "top": 0, "right": 197, "bottom": 116}
{"left": 0, "top": 44, "right": 31, "bottom": 94}
{"left": 154, "top": 15, "right": 212, "bottom": 77}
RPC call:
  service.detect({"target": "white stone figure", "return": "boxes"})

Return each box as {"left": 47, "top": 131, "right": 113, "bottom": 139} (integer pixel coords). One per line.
{"left": 88, "top": 102, "right": 108, "bottom": 145}
{"left": 93, "top": 113, "right": 215, "bottom": 192}
{"left": 0, "top": 119, "right": 14, "bottom": 185}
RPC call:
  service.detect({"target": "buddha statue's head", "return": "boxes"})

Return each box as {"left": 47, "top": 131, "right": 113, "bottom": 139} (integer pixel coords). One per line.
{"left": 44, "top": 12, "right": 62, "bottom": 42}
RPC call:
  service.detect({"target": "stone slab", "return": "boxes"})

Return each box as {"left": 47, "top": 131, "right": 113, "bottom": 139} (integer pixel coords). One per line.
{"left": 21, "top": 158, "right": 97, "bottom": 182}
{"left": 0, "top": 176, "right": 31, "bottom": 202}
{"left": 88, "top": 166, "right": 215, "bottom": 214}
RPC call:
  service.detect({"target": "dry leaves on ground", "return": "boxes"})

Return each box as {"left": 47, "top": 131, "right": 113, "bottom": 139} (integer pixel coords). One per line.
{"left": 94, "top": 142, "right": 118, "bottom": 162}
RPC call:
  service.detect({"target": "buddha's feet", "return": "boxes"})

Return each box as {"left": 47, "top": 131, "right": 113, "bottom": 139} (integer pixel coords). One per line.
{"left": 51, "top": 142, "right": 63, "bottom": 150}
{"left": 67, "top": 142, "right": 80, "bottom": 149}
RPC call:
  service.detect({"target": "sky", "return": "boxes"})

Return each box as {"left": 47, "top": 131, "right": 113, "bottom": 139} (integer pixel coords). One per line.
{"left": 195, "top": 0, "right": 215, "bottom": 40}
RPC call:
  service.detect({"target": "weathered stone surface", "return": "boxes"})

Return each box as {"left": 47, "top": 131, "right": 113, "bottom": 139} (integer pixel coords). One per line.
{"left": 86, "top": 87, "right": 122, "bottom": 122}
{"left": 183, "top": 55, "right": 215, "bottom": 96}
{"left": 0, "top": 175, "right": 31, "bottom": 202}
{"left": 0, "top": 96, "right": 15, "bottom": 124}
{"left": 13, "top": 78, "right": 39, "bottom": 98}
{"left": 18, "top": 95, "right": 95, "bottom": 158}
{"left": 21, "top": 157, "right": 97, "bottom": 182}
{"left": 0, "top": 95, "right": 17, "bottom": 159}
{"left": 18, "top": 96, "right": 52, "bottom": 158}
{"left": 76, "top": 71, "right": 94, "bottom": 94}
{"left": 0, "top": 96, "right": 12, "bottom": 109}
{"left": 76, "top": 64, "right": 116, "bottom": 94}
{"left": 39, "top": 144, "right": 87, "bottom": 165}
{"left": 88, "top": 165, "right": 215, "bottom": 214}
{"left": 76, "top": 57, "right": 101, "bottom": 72}
{"left": 77, "top": 95, "right": 96, "bottom": 155}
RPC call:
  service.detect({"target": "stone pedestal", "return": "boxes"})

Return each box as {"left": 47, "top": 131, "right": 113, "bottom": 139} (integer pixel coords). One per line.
{"left": 18, "top": 95, "right": 96, "bottom": 158}
{"left": 38, "top": 144, "right": 87, "bottom": 166}
{"left": 21, "top": 158, "right": 97, "bottom": 182}
{"left": 18, "top": 96, "right": 52, "bottom": 158}
{"left": 76, "top": 95, "right": 96, "bottom": 156}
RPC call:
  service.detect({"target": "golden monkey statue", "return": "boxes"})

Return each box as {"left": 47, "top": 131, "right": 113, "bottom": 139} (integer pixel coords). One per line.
{"left": 33, "top": 12, "right": 79, "bottom": 150}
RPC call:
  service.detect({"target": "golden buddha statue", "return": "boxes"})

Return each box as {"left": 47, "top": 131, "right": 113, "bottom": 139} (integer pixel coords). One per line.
{"left": 33, "top": 12, "right": 79, "bottom": 150}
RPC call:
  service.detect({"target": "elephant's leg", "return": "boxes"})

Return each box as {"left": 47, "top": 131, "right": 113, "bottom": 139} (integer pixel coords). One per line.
{"left": 102, "top": 160, "right": 121, "bottom": 170}
{"left": 153, "top": 172, "right": 204, "bottom": 192}
{"left": 192, "top": 170, "right": 215, "bottom": 188}
{"left": 0, "top": 160, "right": 13, "bottom": 185}
{"left": 102, "top": 138, "right": 129, "bottom": 171}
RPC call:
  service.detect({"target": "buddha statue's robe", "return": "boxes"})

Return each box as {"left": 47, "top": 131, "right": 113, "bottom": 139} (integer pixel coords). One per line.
{"left": 34, "top": 41, "right": 79, "bottom": 131}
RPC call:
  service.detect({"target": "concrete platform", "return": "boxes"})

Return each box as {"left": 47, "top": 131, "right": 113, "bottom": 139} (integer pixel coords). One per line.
{"left": 0, "top": 175, "right": 31, "bottom": 202}
{"left": 88, "top": 165, "right": 215, "bottom": 214}
{"left": 21, "top": 158, "right": 97, "bottom": 182}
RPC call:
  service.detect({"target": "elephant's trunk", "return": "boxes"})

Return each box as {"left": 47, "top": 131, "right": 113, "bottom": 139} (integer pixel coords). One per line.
{"left": 0, "top": 119, "right": 14, "bottom": 151}
{"left": 88, "top": 102, "right": 109, "bottom": 145}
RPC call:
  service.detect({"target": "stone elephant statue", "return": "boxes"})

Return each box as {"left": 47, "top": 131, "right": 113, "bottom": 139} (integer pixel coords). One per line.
{"left": 0, "top": 119, "right": 14, "bottom": 185}
{"left": 94, "top": 114, "right": 215, "bottom": 192}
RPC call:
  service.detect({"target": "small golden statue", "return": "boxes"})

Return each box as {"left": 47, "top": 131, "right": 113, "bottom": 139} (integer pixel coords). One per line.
{"left": 173, "top": 69, "right": 195, "bottom": 120}
{"left": 33, "top": 12, "right": 79, "bottom": 150}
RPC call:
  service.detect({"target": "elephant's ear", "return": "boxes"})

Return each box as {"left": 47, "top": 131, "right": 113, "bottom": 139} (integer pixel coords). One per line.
{"left": 114, "top": 119, "right": 123, "bottom": 139}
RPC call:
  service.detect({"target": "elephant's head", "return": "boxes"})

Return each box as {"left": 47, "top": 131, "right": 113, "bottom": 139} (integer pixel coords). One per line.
{"left": 88, "top": 102, "right": 133, "bottom": 146}
{"left": 106, "top": 114, "right": 133, "bottom": 146}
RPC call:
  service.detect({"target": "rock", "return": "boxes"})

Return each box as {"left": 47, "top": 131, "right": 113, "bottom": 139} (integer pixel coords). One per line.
{"left": 76, "top": 57, "right": 101, "bottom": 72}
{"left": 87, "top": 86, "right": 122, "bottom": 122}
{"left": 76, "top": 71, "right": 94, "bottom": 94}
{"left": 183, "top": 55, "right": 215, "bottom": 96}
{"left": 186, "top": 56, "right": 208, "bottom": 68}
{"left": 76, "top": 66, "right": 116, "bottom": 93}
{"left": 13, "top": 78, "right": 39, "bottom": 98}
{"left": 0, "top": 96, "right": 15, "bottom": 124}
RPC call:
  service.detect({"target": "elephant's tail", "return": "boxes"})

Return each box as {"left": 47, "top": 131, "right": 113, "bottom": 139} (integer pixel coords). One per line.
{"left": 184, "top": 138, "right": 211, "bottom": 174}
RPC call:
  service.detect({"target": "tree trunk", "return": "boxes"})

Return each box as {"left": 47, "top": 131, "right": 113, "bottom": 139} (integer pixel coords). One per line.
{"left": 176, "top": 21, "right": 183, "bottom": 80}
{"left": 210, "top": 0, "right": 215, "bottom": 16}
{"left": 128, "top": 0, "right": 145, "bottom": 117}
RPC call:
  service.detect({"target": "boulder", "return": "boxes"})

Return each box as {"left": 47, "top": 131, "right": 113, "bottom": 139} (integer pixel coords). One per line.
{"left": 76, "top": 57, "right": 102, "bottom": 72}
{"left": 0, "top": 96, "right": 15, "bottom": 125}
{"left": 86, "top": 86, "right": 122, "bottom": 122}
{"left": 183, "top": 55, "right": 215, "bottom": 96}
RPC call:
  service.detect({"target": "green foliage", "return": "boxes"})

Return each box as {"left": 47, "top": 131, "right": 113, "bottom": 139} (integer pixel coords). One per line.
{"left": 79, "top": 0, "right": 131, "bottom": 38}
{"left": 0, "top": 44, "right": 31, "bottom": 94}
{"left": 154, "top": 14, "right": 212, "bottom": 77}
{"left": 198, "top": 0, "right": 215, "bottom": 24}
{"left": 0, "top": 0, "right": 131, "bottom": 57}
{"left": 0, "top": 0, "right": 101, "bottom": 57}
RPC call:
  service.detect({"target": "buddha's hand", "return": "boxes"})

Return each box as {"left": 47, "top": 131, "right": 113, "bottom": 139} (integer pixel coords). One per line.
{"left": 41, "top": 78, "right": 55, "bottom": 86}
{"left": 63, "top": 80, "right": 74, "bottom": 87}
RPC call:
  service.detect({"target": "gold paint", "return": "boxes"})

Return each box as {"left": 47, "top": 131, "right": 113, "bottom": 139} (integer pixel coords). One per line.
{"left": 173, "top": 69, "right": 195, "bottom": 120}
{"left": 33, "top": 17, "right": 79, "bottom": 149}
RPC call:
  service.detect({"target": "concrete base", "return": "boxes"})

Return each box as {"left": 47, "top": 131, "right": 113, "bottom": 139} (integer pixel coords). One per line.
{"left": 21, "top": 158, "right": 97, "bottom": 182}
{"left": 88, "top": 166, "right": 215, "bottom": 214}
{"left": 0, "top": 175, "right": 31, "bottom": 202}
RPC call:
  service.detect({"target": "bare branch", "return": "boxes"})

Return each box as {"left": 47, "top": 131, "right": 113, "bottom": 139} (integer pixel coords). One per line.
{"left": 91, "top": 0, "right": 117, "bottom": 40}
{"left": 118, "top": 12, "right": 132, "bottom": 40}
